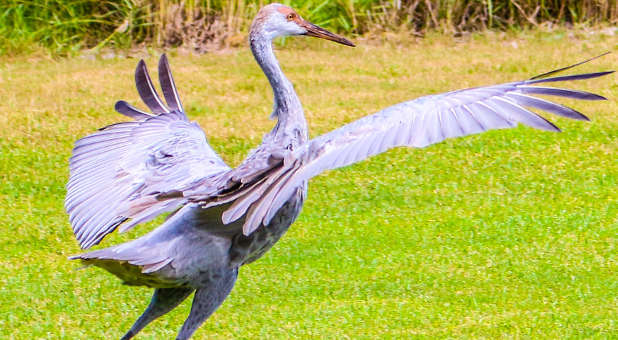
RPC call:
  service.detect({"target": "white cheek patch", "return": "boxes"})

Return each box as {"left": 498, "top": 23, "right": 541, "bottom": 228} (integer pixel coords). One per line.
{"left": 284, "top": 22, "right": 305, "bottom": 35}
{"left": 264, "top": 18, "right": 304, "bottom": 39}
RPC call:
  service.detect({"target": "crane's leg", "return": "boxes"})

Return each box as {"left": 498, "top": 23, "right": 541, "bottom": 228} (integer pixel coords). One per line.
{"left": 175, "top": 268, "right": 238, "bottom": 340}
{"left": 121, "top": 287, "right": 194, "bottom": 340}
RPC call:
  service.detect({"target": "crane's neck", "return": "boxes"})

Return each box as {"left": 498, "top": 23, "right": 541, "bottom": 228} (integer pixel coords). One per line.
{"left": 250, "top": 33, "right": 308, "bottom": 148}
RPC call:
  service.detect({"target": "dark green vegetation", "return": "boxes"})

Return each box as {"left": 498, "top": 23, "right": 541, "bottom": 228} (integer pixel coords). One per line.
{"left": 1, "top": 0, "right": 617, "bottom": 55}
{"left": 0, "top": 31, "right": 616, "bottom": 337}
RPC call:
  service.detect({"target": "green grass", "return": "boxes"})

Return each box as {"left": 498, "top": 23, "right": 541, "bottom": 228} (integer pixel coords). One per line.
{"left": 0, "top": 30, "right": 616, "bottom": 338}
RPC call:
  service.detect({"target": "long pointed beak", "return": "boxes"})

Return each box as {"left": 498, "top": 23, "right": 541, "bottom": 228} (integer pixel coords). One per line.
{"left": 301, "top": 21, "right": 355, "bottom": 47}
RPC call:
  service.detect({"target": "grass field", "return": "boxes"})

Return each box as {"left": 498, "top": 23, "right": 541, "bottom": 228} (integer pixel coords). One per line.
{"left": 0, "top": 30, "right": 616, "bottom": 338}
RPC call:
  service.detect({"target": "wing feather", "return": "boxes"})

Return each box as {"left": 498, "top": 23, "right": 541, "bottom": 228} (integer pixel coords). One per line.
{"left": 526, "top": 71, "right": 613, "bottom": 84}
{"left": 135, "top": 60, "right": 170, "bottom": 114}
{"left": 114, "top": 100, "right": 154, "bottom": 120}
{"left": 66, "top": 55, "right": 230, "bottom": 249}
{"left": 158, "top": 54, "right": 184, "bottom": 112}
{"left": 217, "top": 58, "right": 612, "bottom": 234}
{"left": 506, "top": 92, "right": 589, "bottom": 121}
{"left": 517, "top": 86, "right": 607, "bottom": 100}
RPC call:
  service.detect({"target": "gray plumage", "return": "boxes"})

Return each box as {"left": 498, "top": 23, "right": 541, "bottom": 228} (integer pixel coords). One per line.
{"left": 66, "top": 4, "right": 612, "bottom": 339}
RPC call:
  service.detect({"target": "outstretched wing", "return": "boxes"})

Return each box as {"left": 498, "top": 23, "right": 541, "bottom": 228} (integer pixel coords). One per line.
{"left": 217, "top": 55, "right": 613, "bottom": 235}
{"left": 65, "top": 54, "right": 230, "bottom": 249}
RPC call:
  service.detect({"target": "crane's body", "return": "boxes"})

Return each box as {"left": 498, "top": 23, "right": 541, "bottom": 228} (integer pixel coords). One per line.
{"left": 79, "top": 195, "right": 304, "bottom": 285}
{"left": 66, "top": 3, "right": 612, "bottom": 339}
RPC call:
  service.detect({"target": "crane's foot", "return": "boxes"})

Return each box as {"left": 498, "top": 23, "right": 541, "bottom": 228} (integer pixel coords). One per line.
{"left": 120, "top": 287, "right": 194, "bottom": 340}
{"left": 175, "top": 268, "right": 238, "bottom": 340}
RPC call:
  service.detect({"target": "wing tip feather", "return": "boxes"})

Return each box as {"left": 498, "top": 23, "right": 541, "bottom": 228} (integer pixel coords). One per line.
{"left": 529, "top": 52, "right": 612, "bottom": 80}
{"left": 134, "top": 58, "right": 170, "bottom": 114}
{"left": 157, "top": 53, "right": 184, "bottom": 113}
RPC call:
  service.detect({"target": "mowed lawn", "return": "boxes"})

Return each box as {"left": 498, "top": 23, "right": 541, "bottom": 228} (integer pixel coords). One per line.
{"left": 0, "top": 31, "right": 616, "bottom": 339}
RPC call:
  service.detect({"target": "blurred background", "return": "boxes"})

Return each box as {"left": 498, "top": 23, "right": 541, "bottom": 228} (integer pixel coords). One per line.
{"left": 2, "top": 0, "right": 617, "bottom": 55}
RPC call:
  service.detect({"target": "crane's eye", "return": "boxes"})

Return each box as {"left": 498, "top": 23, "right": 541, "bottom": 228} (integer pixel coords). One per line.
{"left": 286, "top": 13, "right": 296, "bottom": 21}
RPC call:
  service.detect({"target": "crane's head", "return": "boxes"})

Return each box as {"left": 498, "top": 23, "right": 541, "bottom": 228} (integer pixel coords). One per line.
{"left": 251, "top": 4, "right": 355, "bottom": 47}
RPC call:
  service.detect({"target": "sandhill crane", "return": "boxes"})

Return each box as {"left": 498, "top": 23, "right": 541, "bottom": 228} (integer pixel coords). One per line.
{"left": 66, "top": 3, "right": 612, "bottom": 339}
